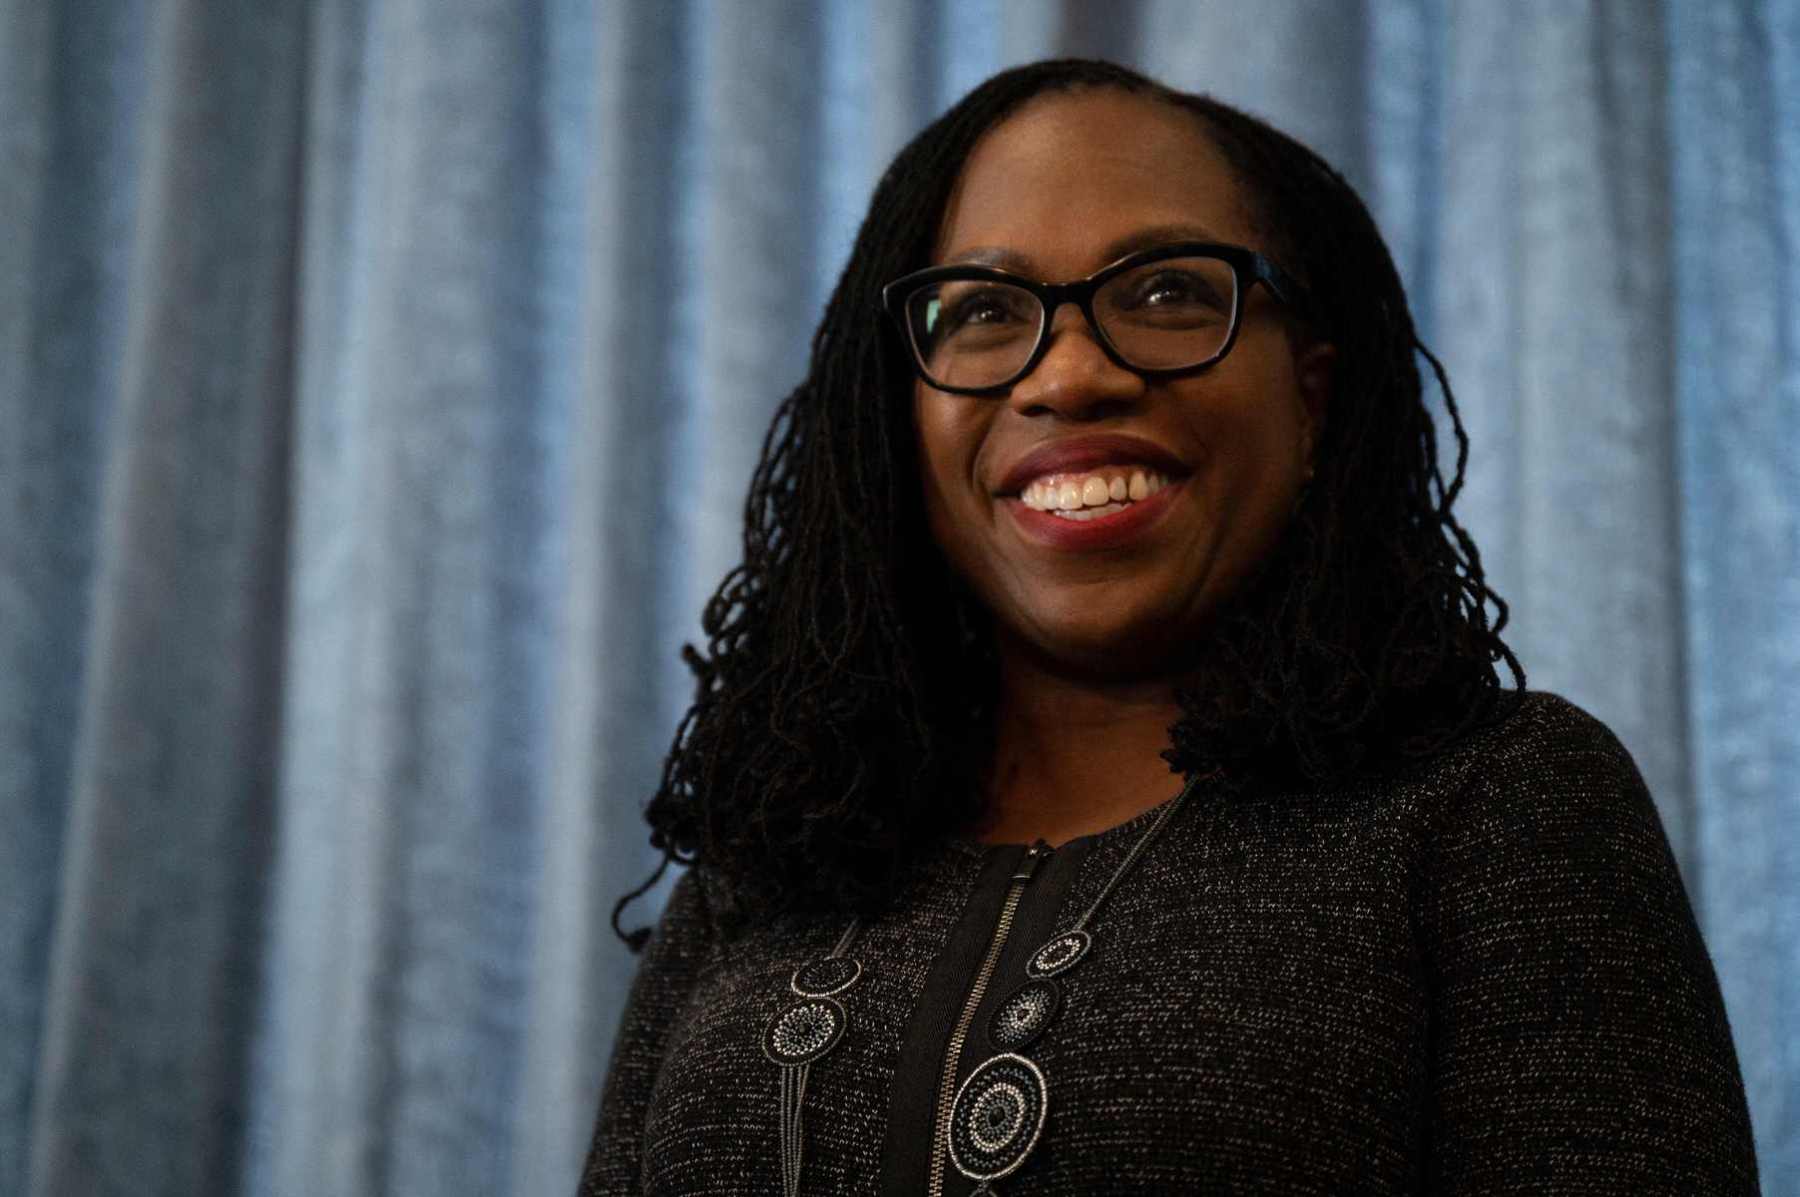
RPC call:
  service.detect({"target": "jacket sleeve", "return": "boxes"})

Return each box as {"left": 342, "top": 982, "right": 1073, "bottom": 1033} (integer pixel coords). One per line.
{"left": 1417, "top": 696, "right": 1760, "bottom": 1193}
{"left": 578, "top": 866, "right": 717, "bottom": 1196}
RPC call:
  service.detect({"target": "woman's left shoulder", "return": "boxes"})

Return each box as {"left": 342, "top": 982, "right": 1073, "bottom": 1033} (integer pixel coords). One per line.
{"left": 1411, "top": 680, "right": 1692, "bottom": 950}
{"left": 1415, "top": 687, "right": 1662, "bottom": 831}
{"left": 1474, "top": 686, "right": 1643, "bottom": 765}
{"left": 1407, "top": 694, "right": 1762, "bottom": 1189}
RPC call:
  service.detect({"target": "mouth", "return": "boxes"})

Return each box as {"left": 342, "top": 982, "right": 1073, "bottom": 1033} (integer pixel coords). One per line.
{"left": 994, "top": 434, "right": 1190, "bottom": 543}
{"left": 996, "top": 433, "right": 1189, "bottom": 499}
{"left": 1001, "top": 469, "right": 1184, "bottom": 552}
{"left": 1015, "top": 466, "right": 1174, "bottom": 521}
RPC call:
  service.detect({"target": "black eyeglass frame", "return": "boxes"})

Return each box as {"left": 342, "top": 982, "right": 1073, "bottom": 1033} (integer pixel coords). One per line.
{"left": 879, "top": 241, "right": 1312, "bottom": 397}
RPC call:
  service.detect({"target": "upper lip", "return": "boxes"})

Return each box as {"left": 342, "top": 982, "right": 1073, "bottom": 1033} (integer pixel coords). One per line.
{"left": 995, "top": 434, "right": 1190, "bottom": 496}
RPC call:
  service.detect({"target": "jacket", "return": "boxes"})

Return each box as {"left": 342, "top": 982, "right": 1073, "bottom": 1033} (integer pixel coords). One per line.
{"left": 580, "top": 690, "right": 1760, "bottom": 1194}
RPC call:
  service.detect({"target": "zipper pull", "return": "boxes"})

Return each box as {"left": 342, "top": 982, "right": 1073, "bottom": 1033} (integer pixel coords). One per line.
{"left": 1012, "top": 838, "right": 1053, "bottom": 883}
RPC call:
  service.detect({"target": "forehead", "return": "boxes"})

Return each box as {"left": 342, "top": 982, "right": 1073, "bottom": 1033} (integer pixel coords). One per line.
{"left": 932, "top": 88, "right": 1259, "bottom": 273}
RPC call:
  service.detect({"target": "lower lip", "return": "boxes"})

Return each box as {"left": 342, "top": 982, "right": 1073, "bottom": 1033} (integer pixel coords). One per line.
{"left": 1003, "top": 481, "right": 1183, "bottom": 551}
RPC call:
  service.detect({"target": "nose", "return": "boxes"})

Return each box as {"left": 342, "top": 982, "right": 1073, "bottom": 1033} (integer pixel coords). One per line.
{"left": 1006, "top": 301, "right": 1145, "bottom": 419}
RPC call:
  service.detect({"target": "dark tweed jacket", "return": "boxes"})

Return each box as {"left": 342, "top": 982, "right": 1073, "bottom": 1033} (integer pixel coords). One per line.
{"left": 581, "top": 691, "right": 1759, "bottom": 1194}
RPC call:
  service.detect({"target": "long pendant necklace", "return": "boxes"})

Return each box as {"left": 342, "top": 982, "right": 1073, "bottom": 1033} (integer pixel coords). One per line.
{"left": 762, "top": 918, "right": 864, "bottom": 1197}
{"left": 947, "top": 772, "right": 1200, "bottom": 1194}
{"left": 761, "top": 773, "right": 1203, "bottom": 1195}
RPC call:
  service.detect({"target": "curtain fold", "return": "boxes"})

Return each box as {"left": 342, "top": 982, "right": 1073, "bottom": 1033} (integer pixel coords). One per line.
{"left": 508, "top": 6, "right": 678, "bottom": 1194}
{"left": 14, "top": 1, "right": 305, "bottom": 1192}
{"left": 245, "top": 0, "right": 569, "bottom": 1191}
{"left": 1, "top": 2, "right": 1794, "bottom": 1194}
{"left": 1445, "top": 1, "right": 1693, "bottom": 853}
{"left": 0, "top": 3, "right": 152, "bottom": 1190}
{"left": 1669, "top": 0, "right": 1800, "bottom": 1173}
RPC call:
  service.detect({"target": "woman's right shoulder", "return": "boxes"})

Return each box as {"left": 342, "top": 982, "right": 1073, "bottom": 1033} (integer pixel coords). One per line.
{"left": 628, "top": 863, "right": 722, "bottom": 964}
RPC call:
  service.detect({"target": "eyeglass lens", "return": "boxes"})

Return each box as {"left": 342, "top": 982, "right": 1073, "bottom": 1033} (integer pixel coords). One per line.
{"left": 904, "top": 255, "right": 1238, "bottom": 390}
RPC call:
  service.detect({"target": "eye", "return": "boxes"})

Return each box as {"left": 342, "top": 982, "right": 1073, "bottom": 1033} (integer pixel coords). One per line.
{"left": 1099, "top": 259, "right": 1236, "bottom": 333}
{"left": 942, "top": 286, "right": 1032, "bottom": 331}
{"left": 1125, "top": 268, "right": 1227, "bottom": 311}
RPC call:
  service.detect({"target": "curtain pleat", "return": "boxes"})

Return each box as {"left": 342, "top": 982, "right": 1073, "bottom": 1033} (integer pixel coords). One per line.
{"left": 0, "top": 2, "right": 1793, "bottom": 1194}
{"left": 17, "top": 1, "right": 304, "bottom": 1192}
{"left": 0, "top": 8, "right": 156, "bottom": 1195}
{"left": 507, "top": 6, "right": 682, "bottom": 1195}
{"left": 1668, "top": 0, "right": 1800, "bottom": 1174}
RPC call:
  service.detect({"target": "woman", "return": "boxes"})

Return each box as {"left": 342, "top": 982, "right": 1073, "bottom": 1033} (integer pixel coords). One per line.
{"left": 582, "top": 59, "right": 1758, "bottom": 1194}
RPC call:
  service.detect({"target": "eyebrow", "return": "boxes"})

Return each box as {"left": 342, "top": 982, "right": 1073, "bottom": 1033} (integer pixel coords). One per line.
{"left": 942, "top": 223, "right": 1234, "bottom": 275}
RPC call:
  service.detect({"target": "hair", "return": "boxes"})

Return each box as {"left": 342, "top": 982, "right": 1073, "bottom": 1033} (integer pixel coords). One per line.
{"left": 614, "top": 58, "right": 1526, "bottom": 950}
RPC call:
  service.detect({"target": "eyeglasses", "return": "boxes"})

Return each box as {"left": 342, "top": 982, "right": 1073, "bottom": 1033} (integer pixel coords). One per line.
{"left": 880, "top": 241, "right": 1309, "bottom": 396}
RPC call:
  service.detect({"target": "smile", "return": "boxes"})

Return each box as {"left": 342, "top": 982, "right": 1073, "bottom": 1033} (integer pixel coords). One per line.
{"left": 1017, "top": 468, "right": 1172, "bottom": 520}
{"left": 1004, "top": 473, "right": 1183, "bottom": 551}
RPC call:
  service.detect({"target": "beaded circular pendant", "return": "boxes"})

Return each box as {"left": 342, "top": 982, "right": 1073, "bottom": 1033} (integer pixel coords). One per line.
{"left": 761, "top": 996, "right": 847, "bottom": 1067}
{"left": 987, "top": 978, "right": 1062, "bottom": 1051}
{"left": 1025, "top": 929, "right": 1091, "bottom": 979}
{"left": 791, "top": 956, "right": 862, "bottom": 998}
{"left": 948, "top": 1053, "right": 1049, "bottom": 1182}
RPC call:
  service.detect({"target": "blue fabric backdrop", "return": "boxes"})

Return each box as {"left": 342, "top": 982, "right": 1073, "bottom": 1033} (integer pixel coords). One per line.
{"left": 1, "top": 2, "right": 1795, "bottom": 1194}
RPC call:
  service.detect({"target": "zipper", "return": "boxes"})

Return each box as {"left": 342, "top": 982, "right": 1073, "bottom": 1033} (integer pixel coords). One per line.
{"left": 927, "top": 838, "right": 1053, "bottom": 1197}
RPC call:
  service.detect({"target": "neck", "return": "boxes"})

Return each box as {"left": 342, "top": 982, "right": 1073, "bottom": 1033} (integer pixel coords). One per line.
{"left": 964, "top": 638, "right": 1190, "bottom": 847}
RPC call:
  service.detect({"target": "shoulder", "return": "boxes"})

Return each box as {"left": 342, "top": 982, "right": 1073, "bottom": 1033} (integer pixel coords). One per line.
{"left": 1331, "top": 689, "right": 1662, "bottom": 853}
{"left": 1417, "top": 688, "right": 1664, "bottom": 844}
{"left": 1354, "top": 688, "right": 1655, "bottom": 835}
{"left": 1410, "top": 687, "right": 1640, "bottom": 778}
{"left": 628, "top": 863, "right": 724, "bottom": 971}
{"left": 1411, "top": 688, "right": 1698, "bottom": 952}
{"left": 1465, "top": 687, "right": 1641, "bottom": 777}
{"left": 1405, "top": 693, "right": 1759, "bottom": 1187}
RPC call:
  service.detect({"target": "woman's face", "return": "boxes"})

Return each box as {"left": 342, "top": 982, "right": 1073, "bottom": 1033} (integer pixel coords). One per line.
{"left": 913, "top": 88, "right": 1333, "bottom": 679}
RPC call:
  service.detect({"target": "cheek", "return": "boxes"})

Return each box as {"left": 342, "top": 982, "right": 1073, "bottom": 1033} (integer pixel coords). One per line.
{"left": 911, "top": 395, "right": 998, "bottom": 580}
{"left": 1196, "top": 363, "right": 1309, "bottom": 471}
{"left": 912, "top": 396, "right": 980, "bottom": 500}
{"left": 911, "top": 396, "right": 943, "bottom": 486}
{"left": 911, "top": 400, "right": 960, "bottom": 549}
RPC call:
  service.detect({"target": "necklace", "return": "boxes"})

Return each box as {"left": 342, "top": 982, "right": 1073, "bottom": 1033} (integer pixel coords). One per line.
{"left": 761, "top": 773, "right": 1204, "bottom": 1194}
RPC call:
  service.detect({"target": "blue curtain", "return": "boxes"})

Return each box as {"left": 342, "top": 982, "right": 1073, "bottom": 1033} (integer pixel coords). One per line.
{"left": 2, "top": 2, "right": 1795, "bottom": 1194}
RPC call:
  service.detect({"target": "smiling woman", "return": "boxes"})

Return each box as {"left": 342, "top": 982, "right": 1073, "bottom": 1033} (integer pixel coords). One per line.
{"left": 582, "top": 60, "right": 1759, "bottom": 1195}
{"left": 906, "top": 93, "right": 1335, "bottom": 785}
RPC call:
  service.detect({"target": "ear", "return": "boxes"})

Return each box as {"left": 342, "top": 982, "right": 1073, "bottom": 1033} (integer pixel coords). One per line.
{"left": 1294, "top": 341, "right": 1335, "bottom": 461}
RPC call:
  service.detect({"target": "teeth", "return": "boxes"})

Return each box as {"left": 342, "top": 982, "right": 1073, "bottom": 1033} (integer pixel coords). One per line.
{"left": 1019, "top": 468, "right": 1170, "bottom": 512}
{"left": 1052, "top": 501, "right": 1129, "bottom": 521}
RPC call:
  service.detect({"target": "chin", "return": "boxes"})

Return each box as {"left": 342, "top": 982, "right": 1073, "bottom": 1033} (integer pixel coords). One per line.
{"left": 1017, "top": 607, "right": 1201, "bottom": 680}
